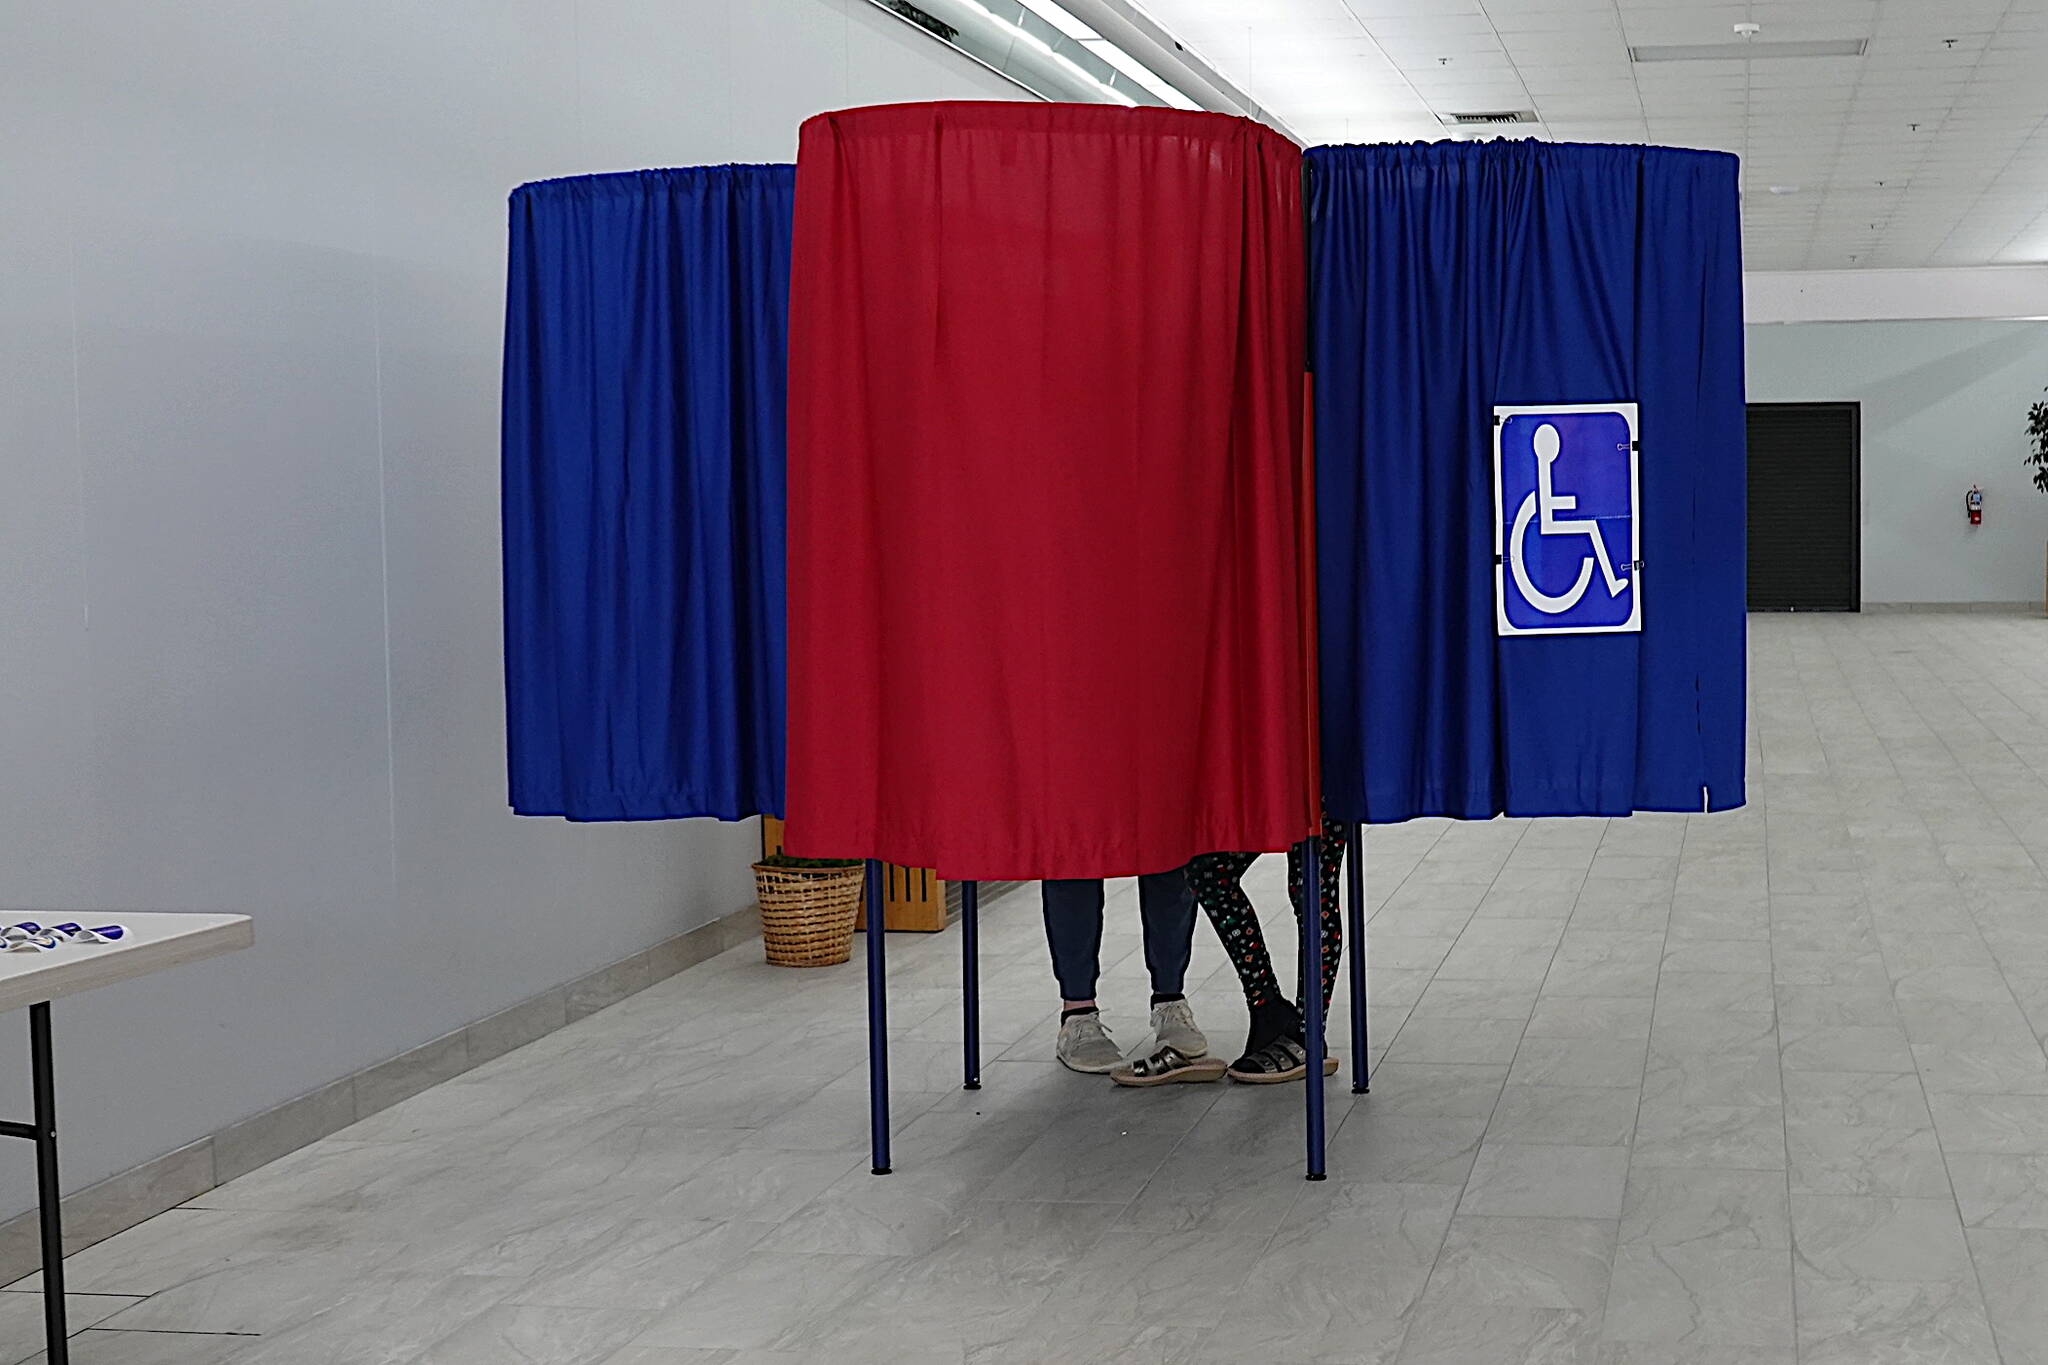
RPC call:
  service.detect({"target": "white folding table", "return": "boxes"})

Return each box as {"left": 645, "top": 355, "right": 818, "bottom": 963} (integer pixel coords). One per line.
{"left": 0, "top": 913, "right": 252, "bottom": 1365}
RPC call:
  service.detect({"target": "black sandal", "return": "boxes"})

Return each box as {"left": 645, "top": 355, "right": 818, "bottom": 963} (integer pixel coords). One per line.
{"left": 1111, "top": 1044, "right": 1227, "bottom": 1087}
{"left": 1225, "top": 1035, "right": 1341, "bottom": 1084}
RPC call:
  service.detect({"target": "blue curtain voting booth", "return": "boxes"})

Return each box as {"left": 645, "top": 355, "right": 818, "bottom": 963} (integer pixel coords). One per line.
{"left": 502, "top": 165, "right": 795, "bottom": 821}
{"left": 1308, "top": 140, "right": 1747, "bottom": 824}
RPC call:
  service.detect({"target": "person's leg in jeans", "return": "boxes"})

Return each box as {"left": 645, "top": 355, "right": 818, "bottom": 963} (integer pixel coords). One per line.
{"left": 1040, "top": 878, "right": 1105, "bottom": 1006}
{"left": 1135, "top": 866, "right": 1207, "bottom": 1058}
{"left": 1042, "top": 879, "right": 1122, "bottom": 1073}
{"left": 1136, "top": 867, "right": 1198, "bottom": 1000}
{"left": 1044, "top": 871, "right": 1208, "bottom": 1074}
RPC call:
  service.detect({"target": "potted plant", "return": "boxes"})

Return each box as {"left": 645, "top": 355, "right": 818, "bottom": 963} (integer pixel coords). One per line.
{"left": 752, "top": 852, "right": 865, "bottom": 967}
{"left": 2030, "top": 387, "right": 2048, "bottom": 613}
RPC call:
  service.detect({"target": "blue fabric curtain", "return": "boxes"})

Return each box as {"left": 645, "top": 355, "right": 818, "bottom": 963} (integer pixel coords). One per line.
{"left": 502, "top": 165, "right": 794, "bottom": 820}
{"left": 1308, "top": 141, "right": 1747, "bottom": 823}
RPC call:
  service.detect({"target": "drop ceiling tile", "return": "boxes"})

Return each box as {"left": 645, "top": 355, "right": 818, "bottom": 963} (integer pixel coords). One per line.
{"left": 1135, "top": 0, "right": 2048, "bottom": 265}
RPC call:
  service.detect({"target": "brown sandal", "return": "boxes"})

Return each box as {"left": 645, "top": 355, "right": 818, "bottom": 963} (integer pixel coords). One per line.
{"left": 1226, "top": 1036, "right": 1342, "bottom": 1084}
{"left": 1111, "top": 1044, "right": 1227, "bottom": 1087}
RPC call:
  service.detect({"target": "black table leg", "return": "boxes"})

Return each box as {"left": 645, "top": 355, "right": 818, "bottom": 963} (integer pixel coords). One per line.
{"left": 30, "top": 1003, "right": 66, "bottom": 1365}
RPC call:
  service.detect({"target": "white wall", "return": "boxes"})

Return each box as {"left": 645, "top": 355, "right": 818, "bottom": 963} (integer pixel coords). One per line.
{"left": 1746, "top": 321, "right": 2048, "bottom": 605}
{"left": 0, "top": 0, "right": 1023, "bottom": 1211}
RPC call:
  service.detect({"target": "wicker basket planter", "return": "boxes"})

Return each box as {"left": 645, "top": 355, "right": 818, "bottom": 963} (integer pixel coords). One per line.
{"left": 753, "top": 859, "right": 864, "bottom": 967}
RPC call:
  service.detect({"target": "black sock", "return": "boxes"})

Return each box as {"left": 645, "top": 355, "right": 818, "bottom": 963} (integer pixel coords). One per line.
{"left": 1291, "top": 996, "right": 1329, "bottom": 1035}
{"left": 1061, "top": 1005, "right": 1099, "bottom": 1021}
{"left": 1243, "top": 998, "right": 1301, "bottom": 1056}
{"left": 1150, "top": 992, "right": 1185, "bottom": 1007}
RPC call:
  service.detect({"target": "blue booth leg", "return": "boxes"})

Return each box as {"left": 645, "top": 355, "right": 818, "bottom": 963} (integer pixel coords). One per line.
{"left": 1347, "top": 824, "right": 1369, "bottom": 1094}
{"left": 865, "top": 860, "right": 891, "bottom": 1175}
{"left": 961, "top": 880, "right": 981, "bottom": 1090}
{"left": 1301, "top": 836, "right": 1328, "bottom": 1181}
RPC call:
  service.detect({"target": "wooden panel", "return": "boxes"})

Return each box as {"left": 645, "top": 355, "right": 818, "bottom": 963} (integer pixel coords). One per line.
{"left": 759, "top": 817, "right": 948, "bottom": 932}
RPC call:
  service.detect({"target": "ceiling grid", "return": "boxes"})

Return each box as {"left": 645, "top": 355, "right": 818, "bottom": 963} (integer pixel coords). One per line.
{"left": 1130, "top": 0, "right": 2048, "bottom": 268}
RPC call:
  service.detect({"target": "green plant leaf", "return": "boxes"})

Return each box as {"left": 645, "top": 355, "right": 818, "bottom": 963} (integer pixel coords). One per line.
{"left": 757, "top": 852, "right": 863, "bottom": 870}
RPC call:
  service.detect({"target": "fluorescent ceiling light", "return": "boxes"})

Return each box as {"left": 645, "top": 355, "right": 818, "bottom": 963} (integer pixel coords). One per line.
{"left": 998, "top": 0, "right": 1196, "bottom": 109}
{"left": 1013, "top": 21, "right": 1139, "bottom": 104}
{"left": 871, "top": 0, "right": 1198, "bottom": 112}
{"left": 1081, "top": 66, "right": 1141, "bottom": 105}
{"left": 1082, "top": 37, "right": 1200, "bottom": 109}
{"left": 1016, "top": 0, "right": 1098, "bottom": 41}
{"left": 1631, "top": 38, "right": 1868, "bottom": 62}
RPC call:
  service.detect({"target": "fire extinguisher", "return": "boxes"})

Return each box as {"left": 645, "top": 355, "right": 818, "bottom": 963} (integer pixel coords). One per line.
{"left": 1967, "top": 485, "right": 1984, "bottom": 527}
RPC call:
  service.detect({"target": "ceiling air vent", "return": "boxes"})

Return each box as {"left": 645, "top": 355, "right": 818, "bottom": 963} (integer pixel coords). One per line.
{"left": 878, "top": 0, "right": 957, "bottom": 42}
{"left": 1439, "top": 110, "right": 1538, "bottom": 127}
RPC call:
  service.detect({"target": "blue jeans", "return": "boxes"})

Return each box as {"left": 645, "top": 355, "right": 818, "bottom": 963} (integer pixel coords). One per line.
{"left": 1040, "top": 869, "right": 1195, "bottom": 1001}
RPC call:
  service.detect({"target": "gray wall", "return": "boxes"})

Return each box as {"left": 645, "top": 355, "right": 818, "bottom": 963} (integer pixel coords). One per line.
{"left": 1746, "top": 321, "right": 2048, "bottom": 606}
{"left": 0, "top": 0, "right": 1020, "bottom": 1211}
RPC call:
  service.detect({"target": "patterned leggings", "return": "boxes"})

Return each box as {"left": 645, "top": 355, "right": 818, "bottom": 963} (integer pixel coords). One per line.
{"left": 1187, "top": 814, "right": 1350, "bottom": 1014}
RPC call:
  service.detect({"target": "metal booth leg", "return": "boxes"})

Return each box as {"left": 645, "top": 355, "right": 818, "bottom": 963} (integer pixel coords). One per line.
{"left": 961, "top": 880, "right": 981, "bottom": 1091}
{"left": 1347, "top": 824, "right": 1369, "bottom": 1094}
{"left": 865, "top": 860, "right": 892, "bottom": 1175}
{"left": 1301, "top": 838, "right": 1327, "bottom": 1181}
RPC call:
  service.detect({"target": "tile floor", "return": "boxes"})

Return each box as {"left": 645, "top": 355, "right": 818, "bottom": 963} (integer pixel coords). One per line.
{"left": 9, "top": 611, "right": 2048, "bottom": 1363}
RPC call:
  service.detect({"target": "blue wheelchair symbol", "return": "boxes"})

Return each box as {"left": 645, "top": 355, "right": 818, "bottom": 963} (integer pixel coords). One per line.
{"left": 1494, "top": 404, "right": 1641, "bottom": 636}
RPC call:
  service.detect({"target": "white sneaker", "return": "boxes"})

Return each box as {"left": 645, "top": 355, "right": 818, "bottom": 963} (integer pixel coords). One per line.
{"left": 1150, "top": 999, "right": 1208, "bottom": 1059}
{"left": 1057, "top": 1012, "right": 1125, "bottom": 1074}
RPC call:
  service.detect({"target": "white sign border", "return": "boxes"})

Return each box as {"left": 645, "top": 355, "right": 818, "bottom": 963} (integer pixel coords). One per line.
{"left": 1493, "top": 402, "right": 1643, "bottom": 638}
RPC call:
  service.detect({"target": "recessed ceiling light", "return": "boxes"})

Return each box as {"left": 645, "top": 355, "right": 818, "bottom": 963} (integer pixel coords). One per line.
{"left": 1630, "top": 38, "right": 1868, "bottom": 62}
{"left": 1767, "top": 185, "right": 1803, "bottom": 195}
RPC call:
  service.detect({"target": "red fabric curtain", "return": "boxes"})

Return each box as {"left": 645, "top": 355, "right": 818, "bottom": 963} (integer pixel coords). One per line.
{"left": 784, "top": 102, "right": 1315, "bottom": 880}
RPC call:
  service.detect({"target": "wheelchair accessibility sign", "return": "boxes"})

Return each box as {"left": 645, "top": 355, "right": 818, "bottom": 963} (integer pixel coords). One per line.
{"left": 1493, "top": 403, "right": 1641, "bottom": 636}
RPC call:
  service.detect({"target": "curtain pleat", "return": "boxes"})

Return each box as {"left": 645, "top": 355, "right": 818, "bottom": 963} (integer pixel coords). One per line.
{"left": 1308, "top": 141, "right": 1747, "bottom": 823}
{"left": 502, "top": 165, "right": 794, "bottom": 821}
{"left": 784, "top": 102, "right": 1318, "bottom": 879}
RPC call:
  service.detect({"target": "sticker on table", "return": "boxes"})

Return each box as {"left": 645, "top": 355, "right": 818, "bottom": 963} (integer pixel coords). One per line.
{"left": 1494, "top": 403, "right": 1641, "bottom": 636}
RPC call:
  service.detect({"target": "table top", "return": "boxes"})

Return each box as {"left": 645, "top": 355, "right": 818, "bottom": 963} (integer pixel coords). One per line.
{"left": 0, "top": 913, "right": 252, "bottom": 1014}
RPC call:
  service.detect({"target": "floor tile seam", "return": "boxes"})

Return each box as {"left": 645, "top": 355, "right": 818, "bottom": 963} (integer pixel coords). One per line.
{"left": 1380, "top": 818, "right": 1542, "bottom": 1365}
{"left": 1864, "top": 632, "right": 2048, "bottom": 1072}
{"left": 1748, "top": 633, "right": 1806, "bottom": 1365}
{"left": 1832, "top": 617, "right": 2011, "bottom": 1356}
{"left": 1365, "top": 816, "right": 1548, "bottom": 1085}
{"left": 1588, "top": 797, "right": 1710, "bottom": 1354}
